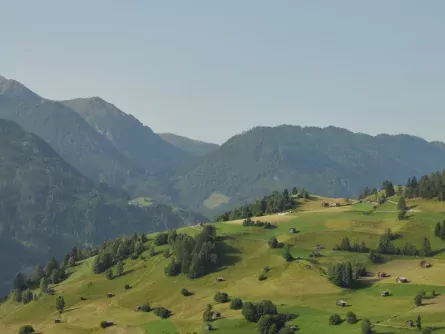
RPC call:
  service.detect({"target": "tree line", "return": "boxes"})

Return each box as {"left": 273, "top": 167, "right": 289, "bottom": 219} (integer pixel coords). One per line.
{"left": 215, "top": 187, "right": 309, "bottom": 222}
{"left": 11, "top": 246, "right": 98, "bottom": 304}
{"left": 93, "top": 232, "right": 148, "bottom": 274}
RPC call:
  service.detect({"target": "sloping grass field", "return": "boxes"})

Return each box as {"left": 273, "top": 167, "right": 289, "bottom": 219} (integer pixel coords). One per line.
{"left": 2, "top": 197, "right": 445, "bottom": 333}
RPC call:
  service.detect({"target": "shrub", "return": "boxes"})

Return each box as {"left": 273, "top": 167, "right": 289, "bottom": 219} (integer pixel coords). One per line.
{"left": 18, "top": 325, "right": 35, "bottom": 334}
{"left": 346, "top": 311, "right": 357, "bottom": 324}
{"left": 369, "top": 250, "right": 384, "bottom": 264}
{"left": 181, "top": 288, "right": 191, "bottom": 296}
{"left": 361, "top": 319, "right": 372, "bottom": 334}
{"left": 423, "top": 328, "right": 433, "bottom": 334}
{"left": 124, "top": 284, "right": 131, "bottom": 290}
{"left": 329, "top": 314, "right": 342, "bottom": 325}
{"left": 214, "top": 292, "right": 229, "bottom": 303}
{"left": 99, "top": 321, "right": 108, "bottom": 329}
{"left": 141, "top": 304, "right": 150, "bottom": 312}
{"left": 230, "top": 298, "right": 243, "bottom": 310}
{"left": 264, "top": 266, "right": 270, "bottom": 272}
{"left": 258, "top": 273, "right": 267, "bottom": 281}
{"left": 153, "top": 307, "right": 171, "bottom": 319}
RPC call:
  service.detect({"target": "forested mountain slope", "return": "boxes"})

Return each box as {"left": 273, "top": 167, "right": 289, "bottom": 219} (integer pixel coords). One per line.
{"left": 159, "top": 132, "right": 219, "bottom": 156}
{"left": 0, "top": 119, "right": 202, "bottom": 296}
{"left": 173, "top": 125, "right": 445, "bottom": 214}
{"left": 62, "top": 97, "right": 192, "bottom": 170}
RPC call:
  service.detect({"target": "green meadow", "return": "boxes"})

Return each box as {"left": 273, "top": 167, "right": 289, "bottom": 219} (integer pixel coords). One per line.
{"left": 2, "top": 197, "right": 445, "bottom": 334}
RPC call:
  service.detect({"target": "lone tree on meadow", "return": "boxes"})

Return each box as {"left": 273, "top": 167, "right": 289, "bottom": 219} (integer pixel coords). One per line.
{"left": 346, "top": 311, "right": 357, "bottom": 324}
{"left": 18, "top": 325, "right": 35, "bottom": 334}
{"left": 268, "top": 237, "right": 279, "bottom": 249}
{"left": 423, "top": 237, "right": 432, "bottom": 257}
{"left": 361, "top": 319, "right": 372, "bottom": 334}
{"left": 56, "top": 296, "right": 65, "bottom": 315}
{"left": 398, "top": 210, "right": 406, "bottom": 221}
{"left": 416, "top": 315, "right": 422, "bottom": 331}
{"left": 414, "top": 294, "right": 423, "bottom": 307}
{"left": 397, "top": 196, "right": 407, "bottom": 211}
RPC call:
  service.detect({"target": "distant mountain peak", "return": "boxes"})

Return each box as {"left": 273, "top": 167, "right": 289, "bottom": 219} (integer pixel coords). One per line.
{"left": 0, "top": 75, "right": 43, "bottom": 105}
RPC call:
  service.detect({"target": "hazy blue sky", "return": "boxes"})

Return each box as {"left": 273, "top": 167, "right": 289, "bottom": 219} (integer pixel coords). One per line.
{"left": 1, "top": 1, "right": 445, "bottom": 144}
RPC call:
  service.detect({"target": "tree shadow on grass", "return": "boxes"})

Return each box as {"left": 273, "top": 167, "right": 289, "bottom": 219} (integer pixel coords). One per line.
{"left": 118, "top": 269, "right": 136, "bottom": 278}
{"left": 430, "top": 248, "right": 445, "bottom": 256}
{"left": 216, "top": 240, "right": 242, "bottom": 268}
{"left": 64, "top": 306, "right": 82, "bottom": 313}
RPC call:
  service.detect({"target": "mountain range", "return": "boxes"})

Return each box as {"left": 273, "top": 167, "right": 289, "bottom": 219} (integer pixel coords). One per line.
{"left": 0, "top": 117, "right": 205, "bottom": 295}
{"left": 3, "top": 75, "right": 445, "bottom": 216}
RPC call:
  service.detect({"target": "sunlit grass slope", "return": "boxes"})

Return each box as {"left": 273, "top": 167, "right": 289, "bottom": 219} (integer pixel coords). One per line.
{"left": 2, "top": 197, "right": 445, "bottom": 333}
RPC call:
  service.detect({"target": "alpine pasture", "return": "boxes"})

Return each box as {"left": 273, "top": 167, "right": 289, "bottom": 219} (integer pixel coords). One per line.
{"left": 2, "top": 196, "right": 445, "bottom": 334}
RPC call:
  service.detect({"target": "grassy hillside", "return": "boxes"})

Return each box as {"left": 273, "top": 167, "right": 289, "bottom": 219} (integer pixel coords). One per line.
{"left": 0, "top": 120, "right": 204, "bottom": 297}
{"left": 173, "top": 125, "right": 445, "bottom": 214}
{"left": 159, "top": 133, "right": 219, "bottom": 156}
{"left": 3, "top": 196, "right": 445, "bottom": 333}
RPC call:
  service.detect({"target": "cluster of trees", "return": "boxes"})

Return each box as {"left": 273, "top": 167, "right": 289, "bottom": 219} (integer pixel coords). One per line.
{"left": 239, "top": 300, "right": 296, "bottom": 333}
{"left": 164, "top": 225, "right": 221, "bottom": 279}
{"left": 333, "top": 237, "right": 369, "bottom": 253}
{"left": 359, "top": 181, "right": 396, "bottom": 199}
{"left": 215, "top": 188, "right": 300, "bottom": 222}
{"left": 242, "top": 218, "right": 275, "bottom": 229}
{"left": 93, "top": 232, "right": 147, "bottom": 274}
{"left": 377, "top": 229, "right": 431, "bottom": 257}
{"left": 405, "top": 171, "right": 445, "bottom": 199}
{"left": 327, "top": 262, "right": 354, "bottom": 287}
{"left": 11, "top": 254, "right": 71, "bottom": 303}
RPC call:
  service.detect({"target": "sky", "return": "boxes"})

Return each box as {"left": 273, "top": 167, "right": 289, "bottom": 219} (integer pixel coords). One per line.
{"left": 1, "top": 1, "right": 445, "bottom": 144}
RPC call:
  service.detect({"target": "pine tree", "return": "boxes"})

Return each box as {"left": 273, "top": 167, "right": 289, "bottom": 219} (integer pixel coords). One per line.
{"left": 397, "top": 196, "right": 407, "bottom": 211}
{"left": 414, "top": 294, "right": 422, "bottom": 307}
{"left": 56, "top": 296, "right": 65, "bottom": 315}
{"left": 13, "top": 273, "right": 26, "bottom": 291}
{"left": 117, "top": 261, "right": 124, "bottom": 276}
{"left": 361, "top": 319, "right": 372, "bottom": 334}
{"left": 339, "top": 237, "right": 351, "bottom": 251}
{"left": 39, "top": 277, "right": 48, "bottom": 293}
{"left": 416, "top": 315, "right": 422, "bottom": 330}
{"left": 423, "top": 237, "right": 432, "bottom": 257}
{"left": 291, "top": 186, "right": 298, "bottom": 195}
{"left": 435, "top": 221, "right": 442, "bottom": 237}
{"left": 105, "top": 268, "right": 113, "bottom": 280}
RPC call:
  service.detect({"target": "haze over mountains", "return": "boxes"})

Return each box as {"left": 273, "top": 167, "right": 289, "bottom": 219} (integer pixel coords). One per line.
{"left": 2, "top": 75, "right": 445, "bottom": 216}
{"left": 2, "top": 74, "right": 445, "bottom": 294}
